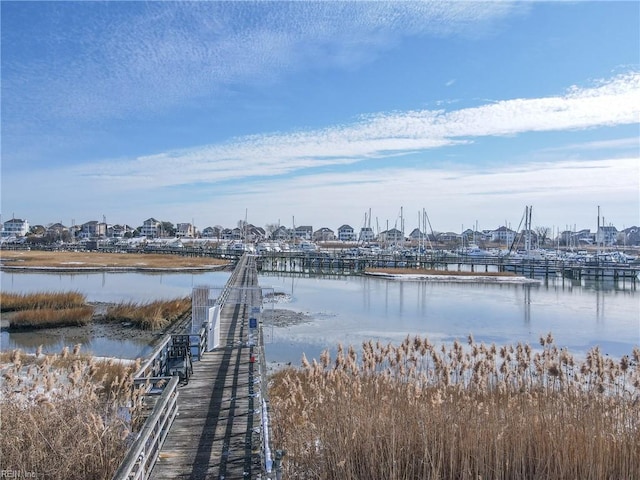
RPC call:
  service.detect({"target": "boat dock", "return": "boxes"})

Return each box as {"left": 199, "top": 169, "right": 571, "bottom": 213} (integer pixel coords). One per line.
{"left": 114, "top": 254, "right": 277, "bottom": 480}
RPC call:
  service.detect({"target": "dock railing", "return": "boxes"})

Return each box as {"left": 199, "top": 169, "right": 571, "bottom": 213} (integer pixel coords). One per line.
{"left": 112, "top": 375, "right": 180, "bottom": 480}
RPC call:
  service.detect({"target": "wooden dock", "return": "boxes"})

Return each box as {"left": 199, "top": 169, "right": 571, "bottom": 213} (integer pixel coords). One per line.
{"left": 151, "top": 255, "right": 265, "bottom": 480}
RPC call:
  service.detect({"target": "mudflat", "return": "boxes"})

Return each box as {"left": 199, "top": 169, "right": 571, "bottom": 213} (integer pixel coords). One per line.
{"left": 0, "top": 250, "right": 229, "bottom": 270}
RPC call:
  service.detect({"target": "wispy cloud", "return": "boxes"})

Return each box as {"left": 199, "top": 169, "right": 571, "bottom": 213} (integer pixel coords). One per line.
{"left": 68, "top": 72, "right": 639, "bottom": 190}
{"left": 1, "top": 1, "right": 518, "bottom": 124}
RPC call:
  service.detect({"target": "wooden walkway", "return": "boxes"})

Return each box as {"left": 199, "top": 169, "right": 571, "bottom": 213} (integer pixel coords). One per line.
{"left": 151, "top": 256, "right": 264, "bottom": 480}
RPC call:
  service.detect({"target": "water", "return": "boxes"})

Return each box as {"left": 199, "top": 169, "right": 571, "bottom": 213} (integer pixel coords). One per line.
{"left": 1, "top": 270, "right": 638, "bottom": 363}
{"left": 260, "top": 273, "right": 639, "bottom": 364}
{"left": 0, "top": 270, "right": 231, "bottom": 358}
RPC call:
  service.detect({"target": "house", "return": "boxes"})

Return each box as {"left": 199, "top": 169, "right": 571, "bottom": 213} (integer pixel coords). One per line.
{"left": 596, "top": 226, "right": 618, "bottom": 246}
{"left": 271, "top": 226, "right": 289, "bottom": 241}
{"left": 436, "top": 232, "right": 461, "bottom": 244}
{"left": 294, "top": 225, "right": 313, "bottom": 241}
{"left": 408, "top": 228, "right": 427, "bottom": 242}
{"left": 337, "top": 225, "right": 356, "bottom": 242}
{"left": 378, "top": 228, "right": 404, "bottom": 245}
{"left": 201, "top": 226, "right": 221, "bottom": 239}
{"left": 489, "top": 226, "right": 517, "bottom": 245}
{"left": 141, "top": 218, "right": 162, "bottom": 238}
{"left": 80, "top": 220, "right": 107, "bottom": 239}
{"left": 358, "top": 226, "right": 375, "bottom": 243}
{"left": 44, "top": 223, "right": 72, "bottom": 242}
{"left": 245, "top": 224, "right": 266, "bottom": 243}
{"left": 2, "top": 217, "right": 29, "bottom": 237}
{"left": 313, "top": 227, "right": 335, "bottom": 242}
{"left": 176, "top": 223, "right": 196, "bottom": 238}
{"left": 108, "top": 224, "right": 134, "bottom": 238}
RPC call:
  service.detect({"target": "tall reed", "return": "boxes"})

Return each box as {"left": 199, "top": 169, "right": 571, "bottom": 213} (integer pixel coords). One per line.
{"left": 270, "top": 335, "right": 640, "bottom": 479}
{"left": 0, "top": 347, "right": 145, "bottom": 480}
{"left": 1, "top": 291, "right": 87, "bottom": 311}
{"left": 9, "top": 306, "right": 94, "bottom": 329}
{"left": 104, "top": 296, "right": 191, "bottom": 330}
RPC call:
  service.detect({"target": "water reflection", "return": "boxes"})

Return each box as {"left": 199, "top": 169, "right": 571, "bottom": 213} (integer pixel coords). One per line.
{"left": 260, "top": 272, "right": 639, "bottom": 364}
{"left": 0, "top": 270, "right": 231, "bottom": 358}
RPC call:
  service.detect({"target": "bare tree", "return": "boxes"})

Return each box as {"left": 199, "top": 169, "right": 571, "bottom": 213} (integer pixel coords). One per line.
{"left": 264, "top": 223, "right": 279, "bottom": 238}
{"left": 535, "top": 226, "right": 551, "bottom": 246}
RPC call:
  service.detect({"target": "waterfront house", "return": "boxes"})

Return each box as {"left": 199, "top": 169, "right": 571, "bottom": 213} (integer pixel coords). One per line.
{"left": 80, "top": 220, "right": 107, "bottom": 239}
{"left": 489, "top": 226, "right": 517, "bottom": 245}
{"left": 201, "top": 226, "right": 222, "bottom": 239}
{"left": 141, "top": 218, "right": 162, "bottom": 238}
{"left": 176, "top": 223, "right": 196, "bottom": 238}
{"left": 313, "top": 227, "right": 335, "bottom": 242}
{"left": 378, "top": 228, "right": 404, "bottom": 245}
{"left": 108, "top": 224, "right": 134, "bottom": 238}
{"left": 294, "top": 225, "right": 313, "bottom": 241}
{"left": 271, "top": 226, "right": 289, "bottom": 241}
{"left": 596, "top": 225, "right": 618, "bottom": 246}
{"left": 337, "top": 224, "right": 356, "bottom": 242}
{"left": 2, "top": 217, "right": 29, "bottom": 238}
{"left": 359, "top": 226, "right": 375, "bottom": 243}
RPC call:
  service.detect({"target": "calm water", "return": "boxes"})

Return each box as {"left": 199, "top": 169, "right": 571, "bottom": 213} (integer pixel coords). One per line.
{"left": 1, "top": 271, "right": 638, "bottom": 362}
{"left": 0, "top": 270, "right": 231, "bottom": 357}
{"left": 260, "top": 273, "right": 639, "bottom": 364}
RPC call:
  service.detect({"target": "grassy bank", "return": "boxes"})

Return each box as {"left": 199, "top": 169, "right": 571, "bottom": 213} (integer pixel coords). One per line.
{"left": 9, "top": 306, "right": 95, "bottom": 329}
{"left": 270, "top": 336, "right": 640, "bottom": 479}
{"left": 0, "top": 291, "right": 87, "bottom": 311}
{"left": 0, "top": 347, "right": 144, "bottom": 480}
{"left": 1, "top": 291, "right": 94, "bottom": 330}
{"left": 104, "top": 297, "right": 191, "bottom": 330}
{"left": 0, "top": 250, "right": 228, "bottom": 269}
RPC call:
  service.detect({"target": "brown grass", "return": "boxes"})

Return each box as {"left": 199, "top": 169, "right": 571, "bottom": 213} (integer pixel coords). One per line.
{"left": 1, "top": 291, "right": 87, "bottom": 311}
{"left": 0, "top": 250, "right": 228, "bottom": 269}
{"left": 9, "top": 306, "right": 95, "bottom": 329}
{"left": 366, "top": 266, "right": 517, "bottom": 277}
{"left": 0, "top": 347, "right": 145, "bottom": 480}
{"left": 269, "top": 335, "right": 640, "bottom": 479}
{"left": 104, "top": 296, "right": 191, "bottom": 330}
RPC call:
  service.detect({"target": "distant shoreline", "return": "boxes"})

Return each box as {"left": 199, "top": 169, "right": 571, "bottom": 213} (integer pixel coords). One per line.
{"left": 364, "top": 268, "right": 541, "bottom": 284}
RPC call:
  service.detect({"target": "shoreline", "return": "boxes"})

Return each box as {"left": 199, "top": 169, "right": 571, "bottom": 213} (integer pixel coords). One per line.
{"left": 0, "top": 264, "right": 230, "bottom": 273}
{"left": 364, "top": 271, "right": 542, "bottom": 284}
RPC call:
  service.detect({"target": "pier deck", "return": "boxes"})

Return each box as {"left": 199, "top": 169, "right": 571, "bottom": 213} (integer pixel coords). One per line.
{"left": 151, "top": 255, "right": 263, "bottom": 480}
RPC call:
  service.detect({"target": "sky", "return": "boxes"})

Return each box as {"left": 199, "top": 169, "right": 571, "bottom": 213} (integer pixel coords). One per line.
{"left": 1, "top": 1, "right": 639, "bottom": 236}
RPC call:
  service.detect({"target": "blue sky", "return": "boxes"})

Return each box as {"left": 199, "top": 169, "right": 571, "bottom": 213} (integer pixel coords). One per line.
{"left": 2, "top": 1, "right": 639, "bottom": 235}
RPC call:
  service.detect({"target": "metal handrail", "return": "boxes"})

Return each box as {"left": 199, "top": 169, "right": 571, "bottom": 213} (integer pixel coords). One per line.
{"left": 112, "top": 375, "right": 180, "bottom": 480}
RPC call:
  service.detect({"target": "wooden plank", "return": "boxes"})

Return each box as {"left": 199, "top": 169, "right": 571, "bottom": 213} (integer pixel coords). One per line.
{"left": 151, "top": 256, "right": 263, "bottom": 480}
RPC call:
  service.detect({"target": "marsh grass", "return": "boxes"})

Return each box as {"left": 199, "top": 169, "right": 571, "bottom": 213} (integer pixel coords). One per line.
{"left": 270, "top": 335, "right": 640, "bottom": 480}
{"left": 0, "top": 291, "right": 87, "bottom": 311}
{"left": 0, "top": 346, "right": 145, "bottom": 480}
{"left": 104, "top": 296, "right": 191, "bottom": 330}
{"left": 9, "top": 306, "right": 95, "bottom": 329}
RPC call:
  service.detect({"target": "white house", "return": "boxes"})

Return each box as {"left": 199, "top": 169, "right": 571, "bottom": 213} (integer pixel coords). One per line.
{"left": 2, "top": 218, "right": 29, "bottom": 237}
{"left": 490, "top": 226, "right": 517, "bottom": 245}
{"left": 141, "top": 218, "right": 162, "bottom": 238}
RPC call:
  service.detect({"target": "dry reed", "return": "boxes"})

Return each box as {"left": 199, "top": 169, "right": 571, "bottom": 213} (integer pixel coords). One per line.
{"left": 9, "top": 306, "right": 95, "bottom": 329}
{"left": 0, "top": 291, "right": 87, "bottom": 311}
{"left": 0, "top": 346, "right": 145, "bottom": 480}
{"left": 270, "top": 335, "right": 640, "bottom": 479}
{"left": 104, "top": 296, "right": 191, "bottom": 330}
